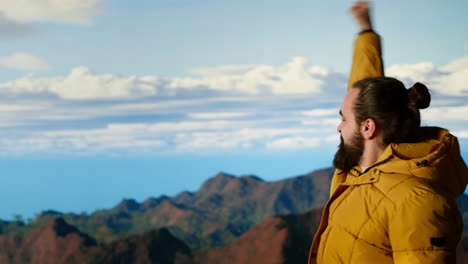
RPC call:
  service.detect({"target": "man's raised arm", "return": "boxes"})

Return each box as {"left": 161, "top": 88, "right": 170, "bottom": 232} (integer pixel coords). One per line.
{"left": 348, "top": 2, "right": 384, "bottom": 91}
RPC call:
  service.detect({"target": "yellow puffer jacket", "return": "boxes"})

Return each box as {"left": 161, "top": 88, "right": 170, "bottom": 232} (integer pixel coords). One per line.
{"left": 308, "top": 32, "right": 468, "bottom": 264}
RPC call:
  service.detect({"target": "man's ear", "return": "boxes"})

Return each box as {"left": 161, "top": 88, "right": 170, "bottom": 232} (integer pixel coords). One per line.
{"left": 361, "top": 118, "right": 377, "bottom": 140}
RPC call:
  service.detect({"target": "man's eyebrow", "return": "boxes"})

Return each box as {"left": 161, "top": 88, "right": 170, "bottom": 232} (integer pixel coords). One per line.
{"left": 339, "top": 110, "right": 342, "bottom": 116}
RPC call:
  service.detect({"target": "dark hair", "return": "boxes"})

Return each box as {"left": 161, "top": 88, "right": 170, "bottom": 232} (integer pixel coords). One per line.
{"left": 352, "top": 77, "right": 431, "bottom": 145}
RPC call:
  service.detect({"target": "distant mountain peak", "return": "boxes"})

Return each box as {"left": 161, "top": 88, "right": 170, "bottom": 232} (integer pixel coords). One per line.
{"left": 38, "top": 209, "right": 63, "bottom": 217}
{"left": 43, "top": 209, "right": 63, "bottom": 215}
{"left": 52, "top": 217, "right": 78, "bottom": 237}
{"left": 114, "top": 198, "right": 140, "bottom": 212}
{"left": 27, "top": 167, "right": 337, "bottom": 251}
{"left": 199, "top": 172, "right": 237, "bottom": 193}
{"left": 35, "top": 217, "right": 98, "bottom": 247}
{"left": 32, "top": 210, "right": 64, "bottom": 223}
{"left": 215, "top": 171, "right": 236, "bottom": 176}
{"left": 239, "top": 175, "right": 264, "bottom": 182}
{"left": 140, "top": 196, "right": 170, "bottom": 211}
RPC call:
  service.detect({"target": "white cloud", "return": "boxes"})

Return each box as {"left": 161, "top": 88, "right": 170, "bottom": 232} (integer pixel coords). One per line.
{"left": 324, "top": 134, "right": 339, "bottom": 144}
{"left": 266, "top": 136, "right": 321, "bottom": 149}
{"left": 109, "top": 96, "right": 256, "bottom": 112}
{"left": 0, "top": 121, "right": 34, "bottom": 128}
{"left": 0, "top": 103, "right": 38, "bottom": 111}
{"left": 0, "top": 0, "right": 103, "bottom": 24}
{"left": 8, "top": 124, "right": 167, "bottom": 155}
{"left": 235, "top": 127, "right": 320, "bottom": 139}
{"left": 302, "top": 108, "right": 337, "bottom": 117}
{"left": 301, "top": 118, "right": 341, "bottom": 127}
{"left": 0, "top": 123, "right": 324, "bottom": 155}
{"left": 436, "top": 57, "right": 468, "bottom": 95}
{"left": 174, "top": 127, "right": 320, "bottom": 151}
{"left": 386, "top": 62, "right": 439, "bottom": 82}
{"left": 0, "top": 67, "right": 160, "bottom": 99}
{"left": 0, "top": 57, "right": 341, "bottom": 99}
{"left": 386, "top": 56, "right": 468, "bottom": 96}
{"left": 175, "top": 132, "right": 246, "bottom": 150}
{"left": 440, "top": 56, "right": 468, "bottom": 73}
{"left": 0, "top": 55, "right": 467, "bottom": 156}
{"left": 191, "top": 65, "right": 258, "bottom": 77}
{"left": 7, "top": 54, "right": 465, "bottom": 101}
{"left": 0, "top": 52, "right": 50, "bottom": 71}
{"left": 452, "top": 130, "right": 468, "bottom": 139}
{"left": 423, "top": 105, "right": 468, "bottom": 122}
{"left": 2, "top": 135, "right": 166, "bottom": 155}
{"left": 309, "top": 65, "right": 331, "bottom": 76}
{"left": 189, "top": 112, "right": 250, "bottom": 119}
{"left": 430, "top": 98, "right": 465, "bottom": 107}
{"left": 148, "top": 120, "right": 248, "bottom": 133}
{"left": 0, "top": 99, "right": 466, "bottom": 155}
{"left": 173, "top": 57, "right": 327, "bottom": 95}
{"left": 0, "top": 13, "right": 39, "bottom": 39}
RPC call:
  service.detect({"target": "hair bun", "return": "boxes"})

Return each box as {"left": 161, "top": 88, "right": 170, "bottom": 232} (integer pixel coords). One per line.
{"left": 407, "top": 82, "right": 431, "bottom": 109}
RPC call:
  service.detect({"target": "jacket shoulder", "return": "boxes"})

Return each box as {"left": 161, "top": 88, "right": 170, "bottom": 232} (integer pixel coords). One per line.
{"left": 372, "top": 172, "right": 447, "bottom": 204}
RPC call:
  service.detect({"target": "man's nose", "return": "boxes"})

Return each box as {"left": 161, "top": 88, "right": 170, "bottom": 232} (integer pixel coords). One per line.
{"left": 337, "top": 122, "right": 343, "bottom": 133}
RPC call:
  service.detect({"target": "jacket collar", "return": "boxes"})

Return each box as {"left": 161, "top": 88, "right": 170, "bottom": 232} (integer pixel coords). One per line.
{"left": 342, "top": 171, "right": 379, "bottom": 186}
{"left": 335, "top": 155, "right": 392, "bottom": 186}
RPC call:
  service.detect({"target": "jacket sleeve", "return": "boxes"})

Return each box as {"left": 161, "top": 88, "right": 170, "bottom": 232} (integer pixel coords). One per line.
{"left": 347, "top": 31, "right": 384, "bottom": 91}
{"left": 388, "top": 190, "right": 462, "bottom": 264}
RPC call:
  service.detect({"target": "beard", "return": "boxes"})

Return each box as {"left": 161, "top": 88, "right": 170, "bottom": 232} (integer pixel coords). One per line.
{"left": 333, "top": 129, "right": 364, "bottom": 171}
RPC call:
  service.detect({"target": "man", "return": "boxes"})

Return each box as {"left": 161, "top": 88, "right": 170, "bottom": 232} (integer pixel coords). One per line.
{"left": 308, "top": 2, "right": 468, "bottom": 263}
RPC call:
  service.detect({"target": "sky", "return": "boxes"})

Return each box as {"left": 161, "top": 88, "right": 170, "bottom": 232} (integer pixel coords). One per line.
{"left": 0, "top": 0, "right": 467, "bottom": 221}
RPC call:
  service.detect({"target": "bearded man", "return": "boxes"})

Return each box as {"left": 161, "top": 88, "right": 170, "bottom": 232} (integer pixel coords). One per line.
{"left": 308, "top": 2, "right": 468, "bottom": 264}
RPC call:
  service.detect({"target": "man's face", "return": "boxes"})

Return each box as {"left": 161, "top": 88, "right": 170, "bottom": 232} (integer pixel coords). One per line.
{"left": 333, "top": 88, "right": 364, "bottom": 171}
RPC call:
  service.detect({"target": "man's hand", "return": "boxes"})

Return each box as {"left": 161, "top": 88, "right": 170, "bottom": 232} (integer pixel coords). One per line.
{"left": 349, "top": 2, "right": 372, "bottom": 31}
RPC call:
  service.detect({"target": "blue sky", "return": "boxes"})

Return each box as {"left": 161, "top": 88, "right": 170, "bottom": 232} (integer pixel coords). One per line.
{"left": 0, "top": 0, "right": 467, "bottom": 220}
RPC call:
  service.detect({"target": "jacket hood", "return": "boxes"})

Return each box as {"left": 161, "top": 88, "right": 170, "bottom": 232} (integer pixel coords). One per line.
{"left": 375, "top": 127, "right": 468, "bottom": 198}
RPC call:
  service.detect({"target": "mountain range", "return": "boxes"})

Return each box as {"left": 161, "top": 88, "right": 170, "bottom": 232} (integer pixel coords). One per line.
{"left": 0, "top": 167, "right": 466, "bottom": 263}
{"left": 12, "top": 168, "right": 333, "bottom": 249}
